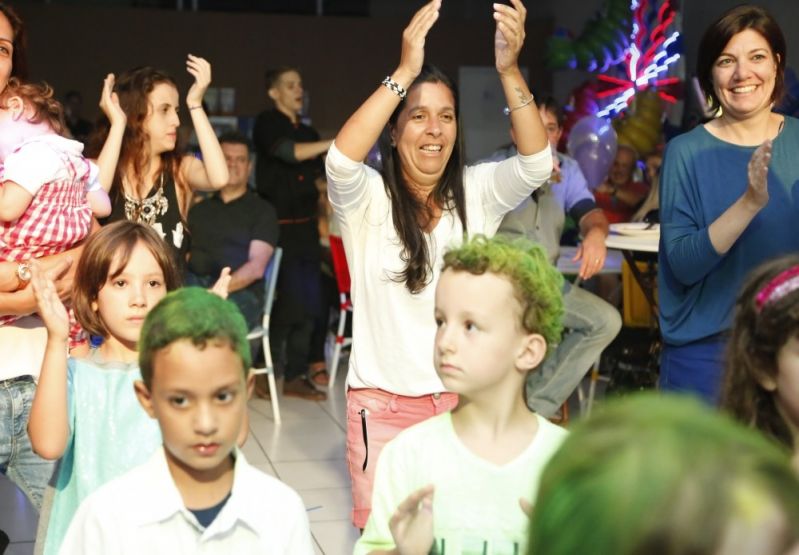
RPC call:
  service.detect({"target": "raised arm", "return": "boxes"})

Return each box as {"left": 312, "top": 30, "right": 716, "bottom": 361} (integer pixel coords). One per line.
{"left": 27, "top": 263, "right": 71, "bottom": 460}
{"left": 334, "top": 0, "right": 442, "bottom": 162}
{"left": 494, "top": 0, "right": 547, "bottom": 156}
{"left": 95, "top": 74, "right": 127, "bottom": 193}
{"left": 180, "top": 55, "right": 229, "bottom": 191}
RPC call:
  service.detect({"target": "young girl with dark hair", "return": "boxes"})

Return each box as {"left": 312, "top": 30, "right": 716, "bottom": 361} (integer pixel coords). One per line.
{"left": 90, "top": 56, "right": 228, "bottom": 262}
{"left": 722, "top": 254, "right": 799, "bottom": 470}
{"left": 28, "top": 221, "right": 181, "bottom": 554}
{"left": 325, "top": 0, "right": 551, "bottom": 528}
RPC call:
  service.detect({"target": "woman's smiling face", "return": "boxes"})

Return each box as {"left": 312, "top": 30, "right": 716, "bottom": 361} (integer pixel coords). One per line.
{"left": 391, "top": 81, "right": 457, "bottom": 191}
{"left": 711, "top": 28, "right": 778, "bottom": 121}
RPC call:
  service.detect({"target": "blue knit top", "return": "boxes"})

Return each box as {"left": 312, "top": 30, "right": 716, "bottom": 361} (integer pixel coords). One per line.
{"left": 658, "top": 116, "right": 799, "bottom": 345}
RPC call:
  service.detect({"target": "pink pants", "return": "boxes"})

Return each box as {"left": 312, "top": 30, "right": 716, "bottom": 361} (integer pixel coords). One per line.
{"left": 346, "top": 387, "right": 458, "bottom": 529}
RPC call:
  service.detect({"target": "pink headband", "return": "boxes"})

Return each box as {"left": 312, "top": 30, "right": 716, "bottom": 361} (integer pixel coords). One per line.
{"left": 755, "top": 265, "right": 799, "bottom": 312}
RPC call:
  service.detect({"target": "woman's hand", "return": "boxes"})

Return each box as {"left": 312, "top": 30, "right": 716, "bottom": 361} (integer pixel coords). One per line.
{"left": 186, "top": 54, "right": 212, "bottom": 109}
{"left": 389, "top": 485, "right": 435, "bottom": 555}
{"left": 744, "top": 139, "right": 771, "bottom": 210}
{"left": 99, "top": 73, "right": 127, "bottom": 128}
{"left": 397, "top": 0, "right": 441, "bottom": 81}
{"left": 31, "top": 263, "right": 70, "bottom": 343}
{"left": 494, "top": 0, "right": 527, "bottom": 75}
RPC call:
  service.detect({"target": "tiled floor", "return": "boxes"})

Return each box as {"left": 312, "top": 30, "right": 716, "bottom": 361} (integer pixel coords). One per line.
{"left": 0, "top": 376, "right": 360, "bottom": 555}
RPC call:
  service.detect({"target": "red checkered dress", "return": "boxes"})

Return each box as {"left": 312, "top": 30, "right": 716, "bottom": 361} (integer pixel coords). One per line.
{"left": 0, "top": 136, "right": 96, "bottom": 345}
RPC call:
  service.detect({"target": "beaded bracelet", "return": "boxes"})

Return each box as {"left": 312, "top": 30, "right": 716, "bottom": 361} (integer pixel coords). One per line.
{"left": 503, "top": 94, "right": 535, "bottom": 116}
{"left": 381, "top": 76, "right": 407, "bottom": 99}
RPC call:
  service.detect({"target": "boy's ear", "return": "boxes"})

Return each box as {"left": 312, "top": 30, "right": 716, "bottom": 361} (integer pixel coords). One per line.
{"left": 133, "top": 380, "right": 157, "bottom": 418}
{"left": 516, "top": 333, "right": 547, "bottom": 373}
{"left": 267, "top": 86, "right": 278, "bottom": 103}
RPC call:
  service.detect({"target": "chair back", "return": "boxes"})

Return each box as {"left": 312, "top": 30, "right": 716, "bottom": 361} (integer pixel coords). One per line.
{"left": 329, "top": 235, "right": 351, "bottom": 295}
{"left": 263, "top": 247, "right": 283, "bottom": 317}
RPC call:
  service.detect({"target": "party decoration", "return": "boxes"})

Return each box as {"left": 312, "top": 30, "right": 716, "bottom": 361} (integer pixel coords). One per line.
{"left": 567, "top": 115, "right": 619, "bottom": 190}
{"left": 612, "top": 90, "right": 664, "bottom": 156}
{"left": 596, "top": 0, "right": 682, "bottom": 118}
{"left": 545, "top": 0, "right": 632, "bottom": 72}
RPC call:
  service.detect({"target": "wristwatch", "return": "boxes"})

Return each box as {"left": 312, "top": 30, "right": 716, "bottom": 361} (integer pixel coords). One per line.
{"left": 16, "top": 262, "right": 32, "bottom": 289}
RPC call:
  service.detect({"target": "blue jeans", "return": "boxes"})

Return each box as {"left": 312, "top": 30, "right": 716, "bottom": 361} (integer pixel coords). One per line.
{"left": 526, "top": 281, "right": 622, "bottom": 417}
{"left": 660, "top": 335, "right": 727, "bottom": 405}
{"left": 0, "top": 376, "right": 54, "bottom": 510}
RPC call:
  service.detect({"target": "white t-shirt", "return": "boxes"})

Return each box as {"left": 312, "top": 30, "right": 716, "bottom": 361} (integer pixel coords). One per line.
{"left": 326, "top": 142, "right": 552, "bottom": 396}
{"left": 60, "top": 447, "right": 314, "bottom": 554}
{"left": 0, "top": 315, "right": 46, "bottom": 381}
{"left": 355, "top": 411, "right": 568, "bottom": 555}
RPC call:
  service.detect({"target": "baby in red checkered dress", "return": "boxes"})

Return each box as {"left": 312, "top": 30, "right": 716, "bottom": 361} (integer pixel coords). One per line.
{"left": 0, "top": 78, "right": 111, "bottom": 344}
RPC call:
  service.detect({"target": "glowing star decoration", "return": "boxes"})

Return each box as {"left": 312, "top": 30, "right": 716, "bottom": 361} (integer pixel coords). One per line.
{"left": 596, "top": 0, "right": 682, "bottom": 118}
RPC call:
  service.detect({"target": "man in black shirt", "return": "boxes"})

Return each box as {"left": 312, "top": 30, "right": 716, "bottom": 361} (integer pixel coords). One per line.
{"left": 252, "top": 67, "right": 332, "bottom": 401}
{"left": 187, "top": 131, "right": 278, "bottom": 342}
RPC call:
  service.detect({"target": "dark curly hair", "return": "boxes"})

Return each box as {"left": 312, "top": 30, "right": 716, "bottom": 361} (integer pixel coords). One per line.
{"left": 721, "top": 253, "right": 799, "bottom": 449}
{"left": 378, "top": 64, "right": 467, "bottom": 294}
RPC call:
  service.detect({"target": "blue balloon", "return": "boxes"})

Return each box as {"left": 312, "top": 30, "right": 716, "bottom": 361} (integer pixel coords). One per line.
{"left": 566, "top": 115, "right": 618, "bottom": 190}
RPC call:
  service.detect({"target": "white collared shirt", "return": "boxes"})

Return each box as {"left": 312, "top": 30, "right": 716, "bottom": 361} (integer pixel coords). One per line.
{"left": 60, "top": 447, "right": 314, "bottom": 554}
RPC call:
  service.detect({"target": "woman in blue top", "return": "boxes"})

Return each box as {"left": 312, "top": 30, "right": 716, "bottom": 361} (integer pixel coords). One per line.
{"left": 659, "top": 5, "right": 799, "bottom": 403}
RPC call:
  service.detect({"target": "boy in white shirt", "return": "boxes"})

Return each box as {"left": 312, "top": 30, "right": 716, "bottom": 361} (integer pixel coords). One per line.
{"left": 60, "top": 287, "right": 314, "bottom": 554}
{"left": 356, "top": 236, "right": 568, "bottom": 555}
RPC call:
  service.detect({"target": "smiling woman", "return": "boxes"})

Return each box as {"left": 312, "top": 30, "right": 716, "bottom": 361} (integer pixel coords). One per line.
{"left": 658, "top": 4, "right": 799, "bottom": 403}
{"left": 325, "top": 0, "right": 552, "bottom": 530}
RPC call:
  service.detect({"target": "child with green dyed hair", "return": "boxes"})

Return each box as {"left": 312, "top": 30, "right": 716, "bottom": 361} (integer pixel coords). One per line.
{"left": 356, "top": 236, "right": 567, "bottom": 555}
{"left": 61, "top": 287, "right": 314, "bottom": 553}
{"left": 527, "top": 394, "right": 799, "bottom": 555}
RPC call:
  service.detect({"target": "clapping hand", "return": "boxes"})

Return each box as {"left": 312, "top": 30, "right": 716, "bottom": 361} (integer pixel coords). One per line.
{"left": 398, "top": 0, "right": 441, "bottom": 80}
{"left": 745, "top": 139, "right": 771, "bottom": 210}
{"left": 99, "top": 73, "right": 126, "bottom": 127}
{"left": 210, "top": 267, "right": 231, "bottom": 300}
{"left": 389, "top": 485, "right": 436, "bottom": 555}
{"left": 31, "top": 262, "right": 70, "bottom": 343}
{"left": 494, "top": 0, "right": 527, "bottom": 75}
{"left": 186, "top": 54, "right": 212, "bottom": 109}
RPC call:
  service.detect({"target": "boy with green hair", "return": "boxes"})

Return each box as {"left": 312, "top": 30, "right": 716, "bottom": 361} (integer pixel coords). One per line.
{"left": 356, "top": 236, "right": 567, "bottom": 555}
{"left": 60, "top": 287, "right": 313, "bottom": 553}
{"left": 527, "top": 393, "right": 799, "bottom": 555}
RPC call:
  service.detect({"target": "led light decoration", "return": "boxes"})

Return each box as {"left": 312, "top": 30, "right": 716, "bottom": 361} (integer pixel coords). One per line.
{"left": 596, "top": 0, "right": 682, "bottom": 118}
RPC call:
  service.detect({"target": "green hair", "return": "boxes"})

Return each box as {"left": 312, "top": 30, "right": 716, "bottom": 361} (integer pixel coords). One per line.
{"left": 527, "top": 394, "right": 799, "bottom": 555}
{"left": 139, "top": 287, "right": 251, "bottom": 387}
{"left": 442, "top": 235, "right": 564, "bottom": 347}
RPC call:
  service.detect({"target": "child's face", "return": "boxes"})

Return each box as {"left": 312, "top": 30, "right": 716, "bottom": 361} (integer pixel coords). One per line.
{"left": 92, "top": 241, "right": 167, "bottom": 353}
{"left": 433, "top": 269, "right": 544, "bottom": 396}
{"left": 774, "top": 335, "right": 799, "bottom": 433}
{"left": 144, "top": 82, "right": 180, "bottom": 156}
{"left": 137, "top": 339, "right": 252, "bottom": 481}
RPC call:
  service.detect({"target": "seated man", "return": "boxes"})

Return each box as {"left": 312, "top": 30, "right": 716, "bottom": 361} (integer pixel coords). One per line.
{"left": 187, "top": 131, "right": 278, "bottom": 332}
{"left": 497, "top": 97, "right": 622, "bottom": 418}
{"left": 593, "top": 143, "right": 650, "bottom": 224}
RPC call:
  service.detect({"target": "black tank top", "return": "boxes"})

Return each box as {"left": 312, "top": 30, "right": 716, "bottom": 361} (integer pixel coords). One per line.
{"left": 104, "top": 171, "right": 189, "bottom": 264}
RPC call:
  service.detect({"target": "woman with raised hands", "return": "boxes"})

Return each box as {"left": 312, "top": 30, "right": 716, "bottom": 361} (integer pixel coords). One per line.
{"left": 90, "top": 55, "right": 228, "bottom": 264}
{"left": 325, "top": 0, "right": 551, "bottom": 529}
